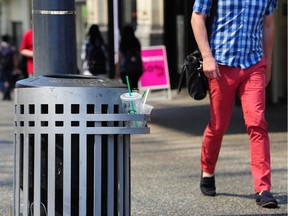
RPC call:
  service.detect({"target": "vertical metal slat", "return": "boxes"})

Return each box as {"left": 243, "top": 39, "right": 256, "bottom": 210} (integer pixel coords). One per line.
{"left": 107, "top": 137, "right": 115, "bottom": 215}
{"left": 117, "top": 135, "right": 124, "bottom": 216}
{"left": 124, "top": 135, "right": 131, "bottom": 215}
{"left": 107, "top": 104, "right": 115, "bottom": 215}
{"left": 63, "top": 134, "right": 71, "bottom": 216}
{"left": 23, "top": 134, "right": 30, "bottom": 216}
{"left": 33, "top": 134, "right": 41, "bottom": 215}
{"left": 94, "top": 135, "right": 102, "bottom": 216}
{"left": 79, "top": 134, "right": 87, "bottom": 215}
{"left": 14, "top": 133, "right": 21, "bottom": 216}
{"left": 47, "top": 133, "right": 56, "bottom": 216}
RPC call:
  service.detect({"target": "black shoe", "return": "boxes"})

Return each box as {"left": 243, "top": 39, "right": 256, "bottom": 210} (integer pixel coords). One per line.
{"left": 3, "top": 92, "right": 11, "bottom": 100}
{"left": 3, "top": 96, "right": 11, "bottom": 101}
{"left": 200, "top": 171, "right": 216, "bottom": 196}
{"left": 255, "top": 190, "right": 278, "bottom": 208}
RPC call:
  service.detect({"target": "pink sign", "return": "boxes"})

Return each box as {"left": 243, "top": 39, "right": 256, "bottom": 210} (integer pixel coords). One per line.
{"left": 139, "top": 46, "right": 170, "bottom": 89}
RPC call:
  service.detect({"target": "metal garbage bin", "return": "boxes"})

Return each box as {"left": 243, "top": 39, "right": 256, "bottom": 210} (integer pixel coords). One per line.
{"left": 13, "top": 75, "right": 150, "bottom": 216}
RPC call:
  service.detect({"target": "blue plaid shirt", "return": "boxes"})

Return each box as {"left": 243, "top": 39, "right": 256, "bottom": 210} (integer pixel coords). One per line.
{"left": 193, "top": 0, "right": 277, "bottom": 69}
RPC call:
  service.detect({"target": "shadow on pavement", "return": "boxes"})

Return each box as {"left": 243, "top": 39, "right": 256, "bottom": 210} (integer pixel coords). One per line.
{"left": 0, "top": 140, "right": 13, "bottom": 145}
{"left": 218, "top": 193, "right": 287, "bottom": 205}
{"left": 151, "top": 103, "right": 287, "bottom": 136}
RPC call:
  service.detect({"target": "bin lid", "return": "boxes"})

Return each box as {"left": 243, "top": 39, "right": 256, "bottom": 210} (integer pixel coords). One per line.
{"left": 16, "top": 74, "right": 127, "bottom": 88}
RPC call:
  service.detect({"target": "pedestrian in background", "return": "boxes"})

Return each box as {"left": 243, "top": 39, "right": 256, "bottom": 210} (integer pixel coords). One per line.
{"left": 115, "top": 25, "right": 143, "bottom": 90}
{"left": 191, "top": 0, "right": 278, "bottom": 208}
{"left": 20, "top": 28, "right": 33, "bottom": 77}
{"left": 81, "top": 24, "right": 108, "bottom": 76}
{"left": 0, "top": 35, "right": 16, "bottom": 100}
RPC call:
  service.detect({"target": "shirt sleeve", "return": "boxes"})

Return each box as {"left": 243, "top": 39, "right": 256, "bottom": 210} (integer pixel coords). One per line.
{"left": 193, "top": 0, "right": 212, "bottom": 14}
{"left": 265, "top": 0, "right": 278, "bottom": 15}
{"left": 20, "top": 30, "right": 33, "bottom": 51}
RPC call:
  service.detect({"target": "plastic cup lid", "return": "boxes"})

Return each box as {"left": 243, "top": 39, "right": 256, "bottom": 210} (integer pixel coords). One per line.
{"left": 120, "top": 92, "right": 142, "bottom": 101}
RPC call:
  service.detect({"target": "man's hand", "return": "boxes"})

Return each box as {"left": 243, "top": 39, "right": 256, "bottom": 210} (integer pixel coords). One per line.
{"left": 4, "top": 81, "right": 9, "bottom": 88}
{"left": 203, "top": 55, "right": 220, "bottom": 79}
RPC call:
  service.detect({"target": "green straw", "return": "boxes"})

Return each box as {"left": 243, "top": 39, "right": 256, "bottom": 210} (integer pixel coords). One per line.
{"left": 126, "top": 76, "right": 132, "bottom": 96}
{"left": 126, "top": 76, "right": 138, "bottom": 127}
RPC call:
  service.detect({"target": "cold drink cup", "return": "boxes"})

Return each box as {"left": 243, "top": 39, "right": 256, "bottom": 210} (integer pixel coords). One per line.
{"left": 120, "top": 92, "right": 142, "bottom": 127}
{"left": 138, "top": 104, "right": 153, "bottom": 127}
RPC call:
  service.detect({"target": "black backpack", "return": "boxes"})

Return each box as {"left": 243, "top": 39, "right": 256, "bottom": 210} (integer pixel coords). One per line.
{"left": 87, "top": 43, "right": 107, "bottom": 75}
{"left": 0, "top": 45, "right": 14, "bottom": 70}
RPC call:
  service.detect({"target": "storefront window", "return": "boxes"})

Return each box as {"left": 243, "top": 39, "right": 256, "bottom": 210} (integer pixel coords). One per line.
{"left": 119, "top": 0, "right": 164, "bottom": 47}
{"left": 135, "top": 0, "right": 164, "bottom": 47}
{"left": 75, "top": 0, "right": 165, "bottom": 74}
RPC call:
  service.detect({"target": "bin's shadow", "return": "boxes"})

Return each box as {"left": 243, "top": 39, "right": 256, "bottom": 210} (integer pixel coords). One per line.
{"left": 0, "top": 140, "right": 13, "bottom": 145}
{"left": 151, "top": 103, "right": 287, "bottom": 136}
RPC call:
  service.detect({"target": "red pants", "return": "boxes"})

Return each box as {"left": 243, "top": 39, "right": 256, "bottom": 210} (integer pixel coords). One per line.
{"left": 201, "top": 58, "right": 271, "bottom": 193}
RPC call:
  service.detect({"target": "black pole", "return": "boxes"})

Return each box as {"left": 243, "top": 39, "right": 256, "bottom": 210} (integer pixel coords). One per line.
{"left": 32, "top": 0, "right": 78, "bottom": 76}
{"left": 108, "top": 0, "right": 115, "bottom": 79}
{"left": 184, "top": 0, "right": 196, "bottom": 55}
{"left": 163, "top": 0, "right": 178, "bottom": 89}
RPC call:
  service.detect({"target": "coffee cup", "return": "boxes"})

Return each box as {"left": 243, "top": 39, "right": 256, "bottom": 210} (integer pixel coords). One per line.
{"left": 120, "top": 92, "right": 142, "bottom": 127}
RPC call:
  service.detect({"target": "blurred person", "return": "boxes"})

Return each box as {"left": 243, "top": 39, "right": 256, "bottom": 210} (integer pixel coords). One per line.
{"left": 20, "top": 28, "right": 33, "bottom": 77}
{"left": 0, "top": 35, "right": 16, "bottom": 100}
{"left": 14, "top": 52, "right": 28, "bottom": 81}
{"left": 81, "top": 24, "right": 108, "bottom": 76}
{"left": 191, "top": 0, "right": 278, "bottom": 208}
{"left": 115, "top": 25, "right": 143, "bottom": 89}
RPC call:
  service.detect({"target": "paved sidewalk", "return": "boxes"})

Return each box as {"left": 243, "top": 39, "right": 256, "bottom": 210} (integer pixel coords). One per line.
{"left": 0, "top": 90, "right": 287, "bottom": 215}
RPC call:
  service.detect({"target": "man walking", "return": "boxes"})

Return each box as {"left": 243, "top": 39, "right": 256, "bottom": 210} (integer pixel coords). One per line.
{"left": 191, "top": 0, "right": 278, "bottom": 208}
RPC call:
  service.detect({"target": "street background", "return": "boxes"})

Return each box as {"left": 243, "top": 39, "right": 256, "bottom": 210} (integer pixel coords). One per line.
{"left": 0, "top": 89, "right": 287, "bottom": 215}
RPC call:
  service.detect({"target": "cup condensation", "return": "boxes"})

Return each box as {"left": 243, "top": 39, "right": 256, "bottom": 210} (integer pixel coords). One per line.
{"left": 141, "top": 104, "right": 153, "bottom": 114}
{"left": 138, "top": 103, "right": 154, "bottom": 127}
{"left": 120, "top": 92, "right": 142, "bottom": 127}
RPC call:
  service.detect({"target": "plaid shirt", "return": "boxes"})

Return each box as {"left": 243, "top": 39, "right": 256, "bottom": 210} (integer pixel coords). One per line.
{"left": 193, "top": 0, "right": 277, "bottom": 69}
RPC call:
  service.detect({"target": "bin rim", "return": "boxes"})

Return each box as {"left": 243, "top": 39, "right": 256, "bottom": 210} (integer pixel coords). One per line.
{"left": 15, "top": 74, "right": 127, "bottom": 88}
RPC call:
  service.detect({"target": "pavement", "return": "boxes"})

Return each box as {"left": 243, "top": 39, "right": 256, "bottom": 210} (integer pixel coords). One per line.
{"left": 0, "top": 89, "right": 287, "bottom": 216}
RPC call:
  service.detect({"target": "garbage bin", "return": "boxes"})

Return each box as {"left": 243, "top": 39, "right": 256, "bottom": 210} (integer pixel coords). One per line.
{"left": 13, "top": 75, "right": 150, "bottom": 216}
